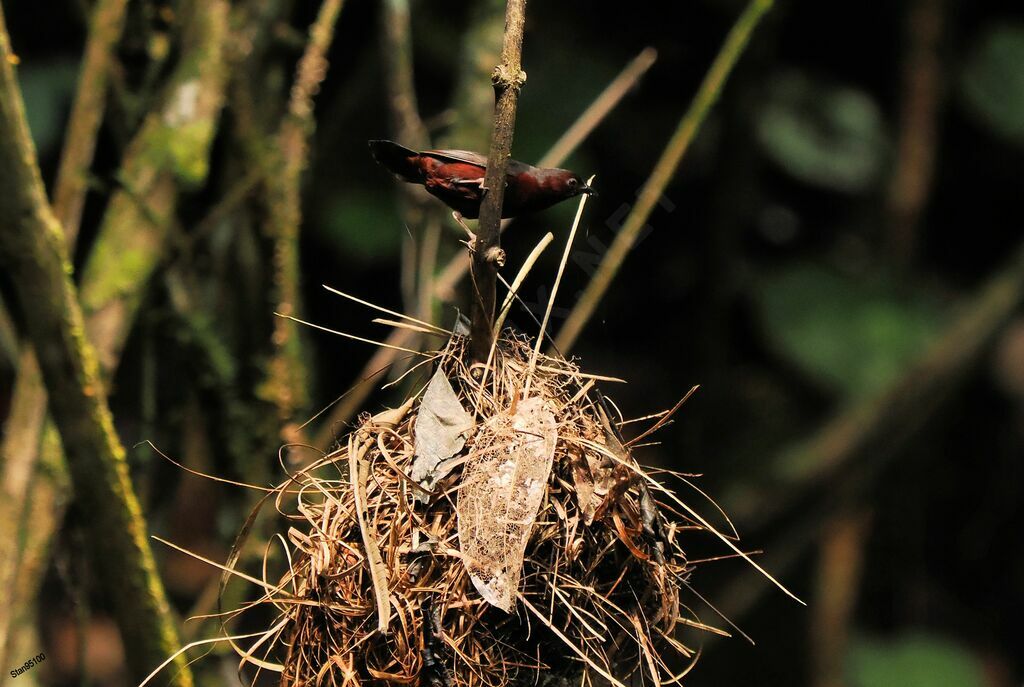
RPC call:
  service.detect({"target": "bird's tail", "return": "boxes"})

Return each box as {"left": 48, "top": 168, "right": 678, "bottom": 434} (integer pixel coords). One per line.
{"left": 368, "top": 140, "right": 424, "bottom": 183}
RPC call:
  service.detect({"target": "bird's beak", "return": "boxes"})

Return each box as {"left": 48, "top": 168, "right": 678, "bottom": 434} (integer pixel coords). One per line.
{"left": 581, "top": 185, "right": 597, "bottom": 197}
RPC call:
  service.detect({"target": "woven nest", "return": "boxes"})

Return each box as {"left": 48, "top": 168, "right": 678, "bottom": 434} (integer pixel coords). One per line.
{"left": 246, "top": 332, "right": 719, "bottom": 687}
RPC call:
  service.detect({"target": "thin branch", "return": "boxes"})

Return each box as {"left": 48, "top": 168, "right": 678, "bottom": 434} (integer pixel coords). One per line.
{"left": 264, "top": 0, "right": 345, "bottom": 440}
{"left": 469, "top": 0, "right": 529, "bottom": 362}
{"left": 553, "top": 0, "right": 774, "bottom": 353}
{"left": 885, "top": 0, "right": 944, "bottom": 265}
{"left": 0, "top": 7, "right": 193, "bottom": 682}
{"left": 810, "top": 511, "right": 872, "bottom": 687}
{"left": 52, "top": 0, "right": 129, "bottom": 244}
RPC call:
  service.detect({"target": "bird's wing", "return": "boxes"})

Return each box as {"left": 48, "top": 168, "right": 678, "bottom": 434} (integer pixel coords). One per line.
{"left": 425, "top": 149, "right": 536, "bottom": 178}
{"left": 423, "top": 149, "right": 489, "bottom": 168}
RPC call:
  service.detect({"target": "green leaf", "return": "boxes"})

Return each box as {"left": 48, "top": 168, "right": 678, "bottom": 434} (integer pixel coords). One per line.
{"left": 848, "top": 633, "right": 986, "bottom": 687}
{"left": 960, "top": 23, "right": 1024, "bottom": 146}
{"left": 757, "top": 264, "right": 943, "bottom": 398}
{"left": 754, "top": 71, "right": 888, "bottom": 193}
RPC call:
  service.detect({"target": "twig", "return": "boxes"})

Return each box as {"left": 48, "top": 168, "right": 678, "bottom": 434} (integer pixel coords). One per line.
{"left": 51, "top": 0, "right": 129, "bottom": 245}
{"left": 264, "top": 0, "right": 345, "bottom": 439}
{"left": 885, "top": 0, "right": 944, "bottom": 265}
{"left": 497, "top": 232, "right": 555, "bottom": 335}
{"left": 311, "top": 46, "right": 654, "bottom": 445}
{"left": 468, "top": 0, "right": 529, "bottom": 362}
{"left": 0, "top": 424, "right": 68, "bottom": 675}
{"left": 0, "top": 7, "right": 193, "bottom": 682}
{"left": 553, "top": 0, "right": 775, "bottom": 353}
{"left": 810, "top": 511, "right": 872, "bottom": 687}
{"left": 526, "top": 177, "right": 595, "bottom": 392}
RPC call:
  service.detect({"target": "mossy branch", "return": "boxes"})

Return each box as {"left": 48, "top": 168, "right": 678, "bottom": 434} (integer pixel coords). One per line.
{"left": 80, "top": 0, "right": 230, "bottom": 372}
{"left": 553, "top": 0, "right": 774, "bottom": 353}
{"left": 469, "top": 0, "right": 528, "bottom": 362}
{"left": 263, "top": 0, "right": 345, "bottom": 439}
{"left": 0, "top": 7, "right": 192, "bottom": 683}
{"left": 0, "top": 0, "right": 128, "bottom": 659}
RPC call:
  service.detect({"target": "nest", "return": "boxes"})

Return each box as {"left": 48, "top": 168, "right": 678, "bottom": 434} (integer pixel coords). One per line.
{"left": 242, "top": 332, "right": 719, "bottom": 687}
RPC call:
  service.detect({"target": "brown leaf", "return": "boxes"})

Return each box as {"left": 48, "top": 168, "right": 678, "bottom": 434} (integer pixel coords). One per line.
{"left": 410, "top": 367, "right": 474, "bottom": 501}
{"left": 458, "top": 396, "right": 557, "bottom": 611}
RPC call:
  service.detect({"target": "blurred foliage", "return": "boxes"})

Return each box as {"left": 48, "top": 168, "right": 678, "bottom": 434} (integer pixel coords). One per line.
{"left": 755, "top": 71, "right": 888, "bottom": 192}
{"left": 960, "top": 23, "right": 1024, "bottom": 147}
{"left": 315, "top": 188, "right": 404, "bottom": 262}
{"left": 758, "top": 264, "right": 944, "bottom": 398}
{"left": 847, "top": 633, "right": 986, "bottom": 687}
{"left": 17, "top": 59, "right": 78, "bottom": 156}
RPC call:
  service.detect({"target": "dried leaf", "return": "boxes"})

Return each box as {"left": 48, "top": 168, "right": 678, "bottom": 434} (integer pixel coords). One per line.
{"left": 569, "top": 448, "right": 598, "bottom": 522}
{"left": 350, "top": 439, "right": 391, "bottom": 632}
{"left": 458, "top": 396, "right": 557, "bottom": 611}
{"left": 411, "top": 367, "right": 474, "bottom": 500}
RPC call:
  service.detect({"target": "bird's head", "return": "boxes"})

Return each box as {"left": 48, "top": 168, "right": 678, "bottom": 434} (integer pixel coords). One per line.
{"left": 544, "top": 169, "right": 596, "bottom": 199}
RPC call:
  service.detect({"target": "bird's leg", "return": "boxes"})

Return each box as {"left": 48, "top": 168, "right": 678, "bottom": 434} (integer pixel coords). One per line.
{"left": 452, "top": 211, "right": 476, "bottom": 242}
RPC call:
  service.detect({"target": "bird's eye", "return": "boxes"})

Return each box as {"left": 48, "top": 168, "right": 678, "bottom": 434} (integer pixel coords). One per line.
{"left": 567, "top": 178, "right": 578, "bottom": 189}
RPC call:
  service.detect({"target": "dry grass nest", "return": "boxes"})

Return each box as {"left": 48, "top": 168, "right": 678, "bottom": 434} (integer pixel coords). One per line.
{"left": 234, "top": 332, "right": 729, "bottom": 687}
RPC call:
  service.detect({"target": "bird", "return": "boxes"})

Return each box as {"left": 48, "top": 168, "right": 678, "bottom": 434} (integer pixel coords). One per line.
{"left": 369, "top": 139, "right": 594, "bottom": 219}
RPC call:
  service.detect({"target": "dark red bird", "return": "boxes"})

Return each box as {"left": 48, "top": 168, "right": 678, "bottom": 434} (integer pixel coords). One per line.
{"left": 369, "top": 139, "right": 594, "bottom": 219}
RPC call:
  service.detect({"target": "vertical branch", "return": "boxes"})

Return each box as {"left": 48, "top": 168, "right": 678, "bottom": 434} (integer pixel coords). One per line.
{"left": 0, "top": 7, "right": 192, "bottom": 683}
{"left": 264, "top": 0, "right": 345, "bottom": 439}
{"left": 52, "top": 0, "right": 130, "bottom": 244}
{"left": 469, "top": 0, "right": 528, "bottom": 362}
{"left": 380, "top": 0, "right": 436, "bottom": 322}
{"left": 0, "top": 7, "right": 129, "bottom": 646}
{"left": 886, "top": 0, "right": 944, "bottom": 265}
{"left": 554, "top": 0, "right": 774, "bottom": 354}
{"left": 810, "top": 511, "right": 872, "bottom": 687}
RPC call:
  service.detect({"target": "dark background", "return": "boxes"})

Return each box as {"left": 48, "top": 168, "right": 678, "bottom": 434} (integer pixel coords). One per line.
{"left": 2, "top": 0, "right": 1024, "bottom": 685}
